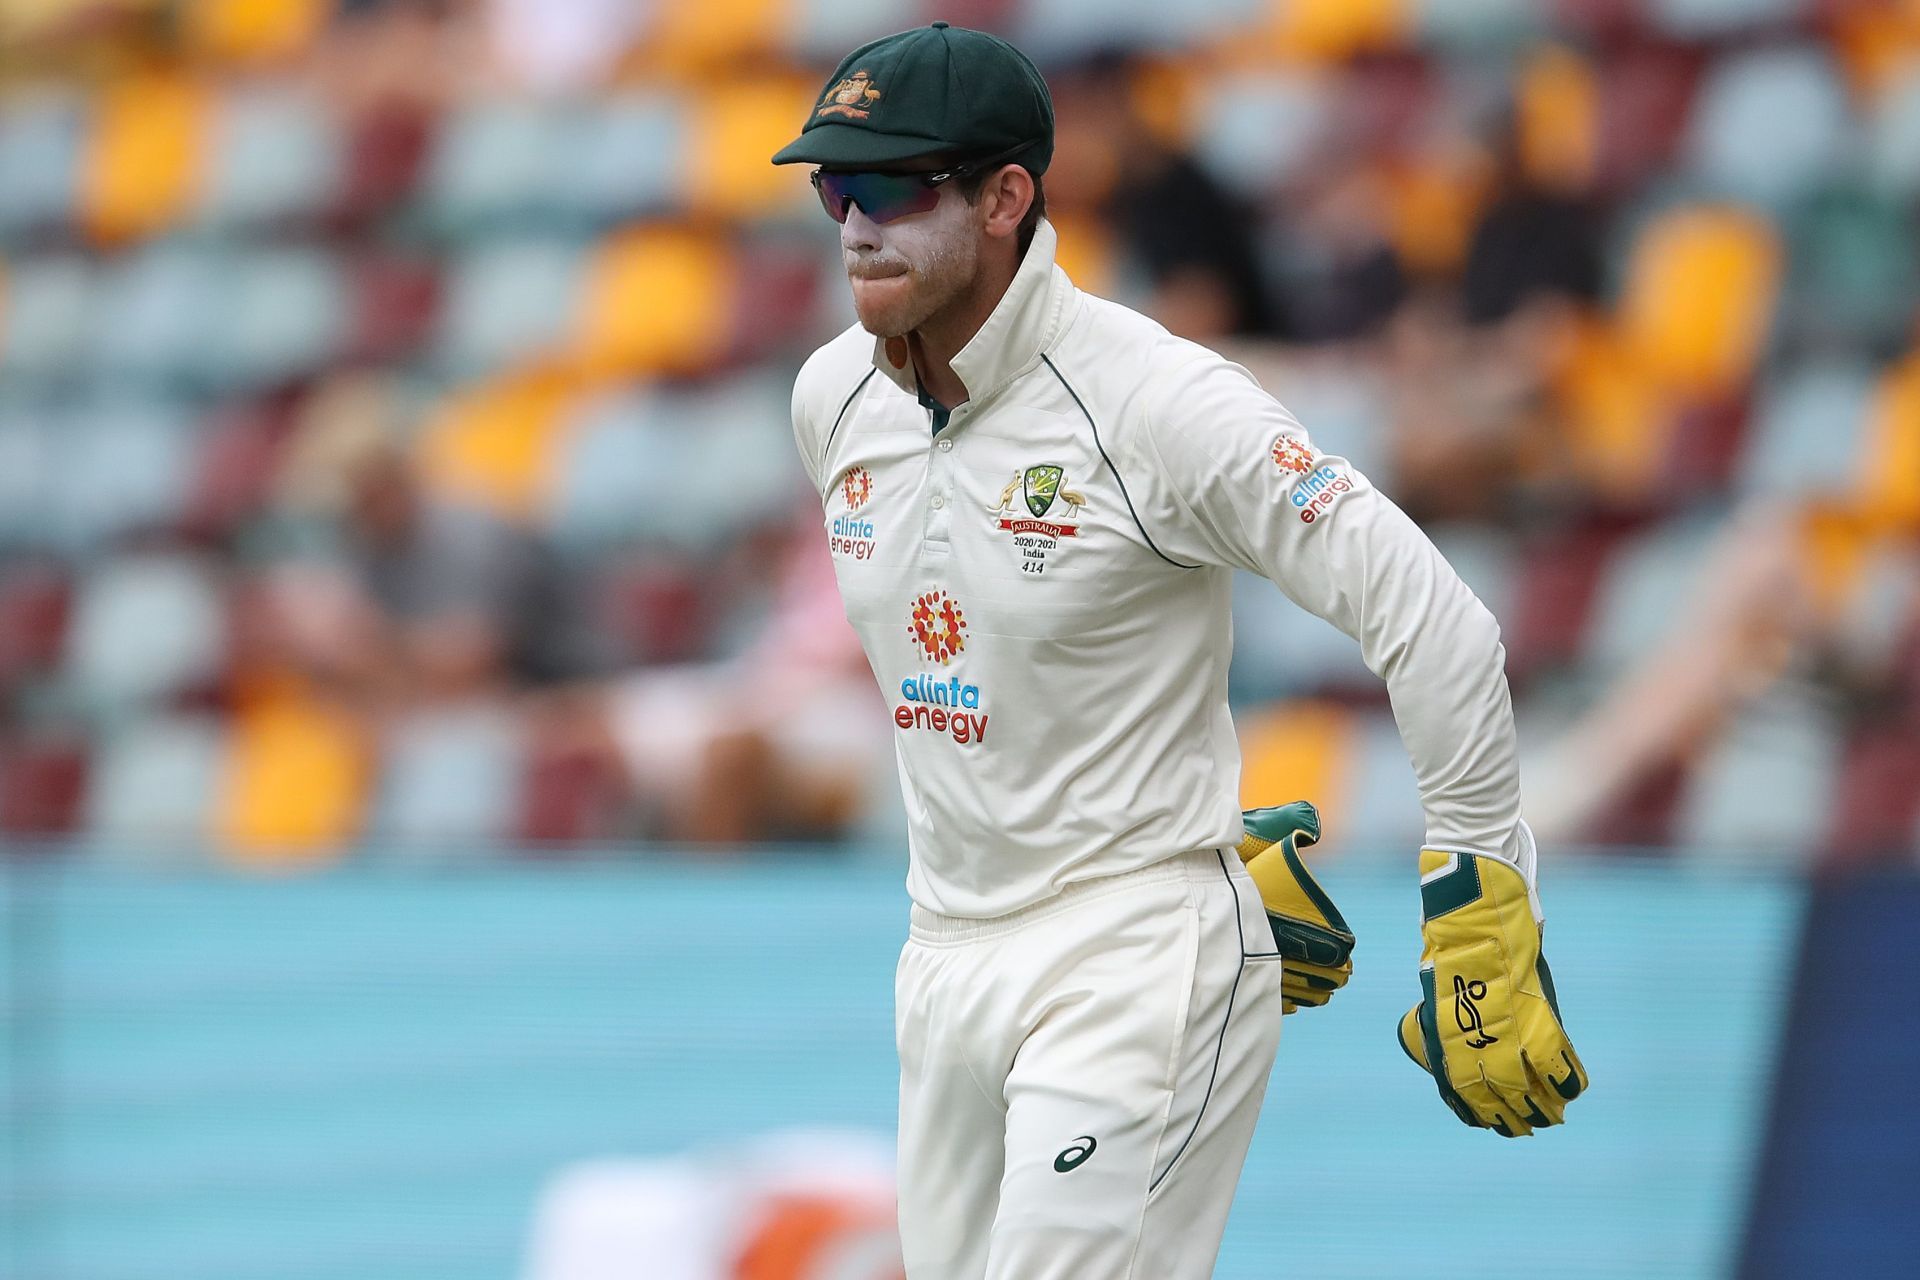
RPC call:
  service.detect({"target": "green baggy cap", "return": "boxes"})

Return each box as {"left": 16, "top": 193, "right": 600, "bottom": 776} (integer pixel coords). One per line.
{"left": 771, "top": 21, "right": 1054, "bottom": 173}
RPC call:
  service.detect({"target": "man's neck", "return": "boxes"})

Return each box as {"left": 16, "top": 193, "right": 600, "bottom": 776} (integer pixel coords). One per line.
{"left": 906, "top": 250, "right": 1020, "bottom": 409}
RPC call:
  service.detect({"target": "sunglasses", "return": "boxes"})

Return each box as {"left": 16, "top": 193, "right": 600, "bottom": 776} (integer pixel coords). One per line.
{"left": 810, "top": 144, "right": 1031, "bottom": 225}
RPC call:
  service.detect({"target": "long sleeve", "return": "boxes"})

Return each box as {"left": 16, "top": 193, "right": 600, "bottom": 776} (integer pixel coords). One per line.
{"left": 1125, "top": 349, "right": 1528, "bottom": 869}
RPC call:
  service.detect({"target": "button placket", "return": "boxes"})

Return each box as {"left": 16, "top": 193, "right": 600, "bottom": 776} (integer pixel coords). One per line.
{"left": 923, "top": 430, "right": 955, "bottom": 549}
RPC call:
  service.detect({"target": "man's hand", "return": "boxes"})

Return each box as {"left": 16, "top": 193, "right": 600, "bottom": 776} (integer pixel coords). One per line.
{"left": 1397, "top": 846, "right": 1589, "bottom": 1136}
{"left": 1236, "top": 802, "right": 1355, "bottom": 1014}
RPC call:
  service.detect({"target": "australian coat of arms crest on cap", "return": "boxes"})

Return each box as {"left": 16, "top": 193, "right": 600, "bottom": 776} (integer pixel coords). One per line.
{"left": 987, "top": 464, "right": 1087, "bottom": 576}
{"left": 818, "top": 71, "right": 882, "bottom": 120}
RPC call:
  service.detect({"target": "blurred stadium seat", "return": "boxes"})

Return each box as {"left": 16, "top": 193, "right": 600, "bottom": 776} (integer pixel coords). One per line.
{"left": 0, "top": 90, "right": 85, "bottom": 242}
{"left": 198, "top": 86, "right": 341, "bottom": 231}
{"left": 63, "top": 551, "right": 226, "bottom": 716}
{"left": 1, "top": 3, "right": 1917, "bottom": 1276}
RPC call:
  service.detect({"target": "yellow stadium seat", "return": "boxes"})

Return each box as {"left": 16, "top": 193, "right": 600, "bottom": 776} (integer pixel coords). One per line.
{"left": 1045, "top": 209, "right": 1117, "bottom": 298}
{"left": 1858, "top": 352, "right": 1920, "bottom": 529}
{"left": 637, "top": 0, "right": 786, "bottom": 77}
{"left": 1384, "top": 154, "right": 1488, "bottom": 278}
{"left": 1797, "top": 505, "right": 1874, "bottom": 619}
{"left": 1261, "top": 0, "right": 1410, "bottom": 61}
{"left": 1130, "top": 57, "right": 1201, "bottom": 151}
{"left": 1518, "top": 44, "right": 1598, "bottom": 194}
{"left": 416, "top": 365, "right": 583, "bottom": 522}
{"left": 1832, "top": 0, "right": 1920, "bottom": 99}
{"left": 1236, "top": 699, "right": 1355, "bottom": 849}
{"left": 1551, "top": 317, "right": 1674, "bottom": 503}
{"left": 574, "top": 224, "right": 733, "bottom": 377}
{"left": 215, "top": 685, "right": 367, "bottom": 865}
{"left": 1617, "top": 204, "right": 1782, "bottom": 401}
{"left": 180, "top": 0, "right": 328, "bottom": 64}
{"left": 80, "top": 72, "right": 212, "bottom": 244}
{"left": 687, "top": 77, "right": 817, "bottom": 219}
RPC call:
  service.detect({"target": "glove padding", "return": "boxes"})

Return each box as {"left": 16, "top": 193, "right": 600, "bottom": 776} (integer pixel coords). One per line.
{"left": 1397, "top": 848, "right": 1589, "bottom": 1136}
{"left": 1236, "top": 801, "right": 1355, "bottom": 1015}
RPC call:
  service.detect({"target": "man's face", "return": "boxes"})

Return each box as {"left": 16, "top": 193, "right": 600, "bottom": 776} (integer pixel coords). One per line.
{"left": 835, "top": 161, "right": 982, "bottom": 339}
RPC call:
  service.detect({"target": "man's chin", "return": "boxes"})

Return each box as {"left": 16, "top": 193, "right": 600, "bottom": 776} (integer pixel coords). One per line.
{"left": 850, "top": 277, "right": 924, "bottom": 338}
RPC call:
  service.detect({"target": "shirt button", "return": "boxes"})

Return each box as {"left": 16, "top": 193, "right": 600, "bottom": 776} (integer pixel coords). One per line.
{"left": 931, "top": 495, "right": 945, "bottom": 509}
{"left": 937, "top": 438, "right": 953, "bottom": 451}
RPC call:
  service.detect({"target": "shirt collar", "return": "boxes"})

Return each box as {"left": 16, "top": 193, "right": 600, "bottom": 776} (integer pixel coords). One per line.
{"left": 870, "top": 217, "right": 1076, "bottom": 404}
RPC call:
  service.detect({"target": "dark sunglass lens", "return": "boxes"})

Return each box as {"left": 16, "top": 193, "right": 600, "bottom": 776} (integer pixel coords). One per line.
{"left": 815, "top": 172, "right": 940, "bottom": 225}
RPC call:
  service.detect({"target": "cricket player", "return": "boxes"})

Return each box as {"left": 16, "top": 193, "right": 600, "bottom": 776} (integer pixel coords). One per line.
{"left": 774, "top": 23, "right": 1589, "bottom": 1278}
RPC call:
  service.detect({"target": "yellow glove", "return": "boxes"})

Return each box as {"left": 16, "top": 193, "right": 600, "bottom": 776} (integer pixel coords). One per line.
{"left": 1236, "top": 802, "right": 1355, "bottom": 1015}
{"left": 1396, "top": 846, "right": 1590, "bottom": 1136}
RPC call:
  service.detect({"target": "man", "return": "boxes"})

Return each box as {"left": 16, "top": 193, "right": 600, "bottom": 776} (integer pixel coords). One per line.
{"left": 774, "top": 24, "right": 1588, "bottom": 1279}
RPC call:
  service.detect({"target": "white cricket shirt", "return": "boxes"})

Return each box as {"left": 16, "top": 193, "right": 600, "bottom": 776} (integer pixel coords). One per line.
{"left": 792, "top": 219, "right": 1527, "bottom": 918}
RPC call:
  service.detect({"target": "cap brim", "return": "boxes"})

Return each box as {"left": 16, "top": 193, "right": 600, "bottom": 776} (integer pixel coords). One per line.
{"left": 771, "top": 123, "right": 955, "bottom": 167}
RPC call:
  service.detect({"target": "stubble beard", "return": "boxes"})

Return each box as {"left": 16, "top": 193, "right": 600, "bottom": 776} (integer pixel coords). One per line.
{"left": 845, "top": 220, "right": 980, "bottom": 340}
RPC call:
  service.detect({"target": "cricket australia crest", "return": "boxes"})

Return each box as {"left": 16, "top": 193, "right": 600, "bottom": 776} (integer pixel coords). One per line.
{"left": 987, "top": 464, "right": 1087, "bottom": 576}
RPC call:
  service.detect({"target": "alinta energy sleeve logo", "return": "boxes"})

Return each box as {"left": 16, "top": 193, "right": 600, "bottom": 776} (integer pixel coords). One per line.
{"left": 899, "top": 591, "right": 988, "bottom": 745}
{"left": 1271, "top": 434, "right": 1352, "bottom": 524}
{"left": 831, "top": 466, "right": 879, "bottom": 560}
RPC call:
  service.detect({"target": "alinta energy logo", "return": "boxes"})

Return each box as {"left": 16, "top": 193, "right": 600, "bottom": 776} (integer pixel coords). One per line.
{"left": 1271, "top": 435, "right": 1315, "bottom": 475}
{"left": 907, "top": 590, "right": 967, "bottom": 664}
{"left": 842, "top": 465, "right": 873, "bottom": 510}
{"left": 899, "top": 591, "right": 987, "bottom": 744}
{"left": 1291, "top": 463, "right": 1353, "bottom": 524}
{"left": 831, "top": 466, "right": 878, "bottom": 561}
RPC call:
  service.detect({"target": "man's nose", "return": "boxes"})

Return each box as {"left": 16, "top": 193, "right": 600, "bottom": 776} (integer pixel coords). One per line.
{"left": 841, "top": 204, "right": 883, "bottom": 253}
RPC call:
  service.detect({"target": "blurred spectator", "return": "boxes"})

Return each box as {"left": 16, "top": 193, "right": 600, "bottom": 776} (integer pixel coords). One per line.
{"left": 262, "top": 378, "right": 578, "bottom": 709}
{"left": 1050, "top": 52, "right": 1282, "bottom": 340}
{"left": 1460, "top": 125, "right": 1605, "bottom": 328}
{"left": 1, "top": 1, "right": 1915, "bottom": 861}
{"left": 595, "top": 512, "right": 886, "bottom": 846}
{"left": 483, "top": 0, "right": 649, "bottom": 95}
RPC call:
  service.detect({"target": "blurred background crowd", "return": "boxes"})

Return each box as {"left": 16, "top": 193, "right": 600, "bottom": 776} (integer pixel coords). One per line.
{"left": 1, "top": 0, "right": 1918, "bottom": 869}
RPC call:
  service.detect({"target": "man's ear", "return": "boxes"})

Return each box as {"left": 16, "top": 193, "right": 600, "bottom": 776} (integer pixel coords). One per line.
{"left": 979, "top": 165, "right": 1034, "bottom": 242}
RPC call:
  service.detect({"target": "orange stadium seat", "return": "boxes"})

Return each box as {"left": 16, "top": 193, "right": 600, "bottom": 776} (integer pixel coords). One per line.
{"left": 574, "top": 224, "right": 734, "bottom": 377}
{"left": 79, "top": 73, "right": 214, "bottom": 244}
{"left": 1551, "top": 319, "right": 1675, "bottom": 504}
{"left": 179, "top": 0, "right": 329, "bottom": 65}
{"left": 214, "top": 682, "right": 368, "bottom": 865}
{"left": 416, "top": 366, "right": 583, "bottom": 523}
{"left": 636, "top": 0, "right": 786, "bottom": 77}
{"left": 1045, "top": 209, "right": 1119, "bottom": 297}
{"left": 1857, "top": 352, "right": 1920, "bottom": 529}
{"left": 1236, "top": 699, "right": 1357, "bottom": 851}
{"left": 1832, "top": 0, "right": 1920, "bottom": 99}
{"left": 1616, "top": 203, "right": 1782, "bottom": 401}
{"left": 1255, "top": 0, "right": 1412, "bottom": 62}
{"left": 685, "top": 77, "right": 819, "bottom": 220}
{"left": 1517, "top": 43, "right": 1599, "bottom": 195}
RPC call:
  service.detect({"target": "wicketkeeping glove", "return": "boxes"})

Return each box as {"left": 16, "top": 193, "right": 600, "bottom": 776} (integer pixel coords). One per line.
{"left": 1396, "top": 837, "right": 1590, "bottom": 1136}
{"left": 1236, "top": 801, "right": 1355, "bottom": 1015}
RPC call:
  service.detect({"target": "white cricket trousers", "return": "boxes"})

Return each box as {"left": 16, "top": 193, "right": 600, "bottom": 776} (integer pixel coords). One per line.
{"left": 894, "top": 847, "right": 1286, "bottom": 1279}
